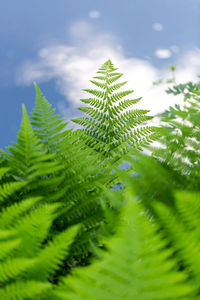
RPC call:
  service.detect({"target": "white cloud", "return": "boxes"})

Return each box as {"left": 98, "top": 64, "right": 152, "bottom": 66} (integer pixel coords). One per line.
{"left": 89, "top": 10, "right": 101, "bottom": 19}
{"left": 175, "top": 48, "right": 200, "bottom": 82}
{"left": 152, "top": 23, "right": 163, "bottom": 32}
{"left": 155, "top": 48, "right": 172, "bottom": 59}
{"left": 16, "top": 20, "right": 200, "bottom": 124}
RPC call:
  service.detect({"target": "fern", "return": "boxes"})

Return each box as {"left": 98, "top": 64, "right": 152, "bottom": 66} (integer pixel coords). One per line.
{"left": 2, "top": 59, "right": 200, "bottom": 300}
{"left": 53, "top": 198, "right": 194, "bottom": 300}
{"left": 1, "top": 105, "right": 64, "bottom": 204}
{"left": 153, "top": 81, "right": 200, "bottom": 189}
{"left": 0, "top": 180, "right": 27, "bottom": 203}
{"left": 0, "top": 168, "right": 78, "bottom": 299}
{"left": 72, "top": 60, "right": 158, "bottom": 164}
{"left": 31, "top": 82, "right": 69, "bottom": 152}
{"left": 116, "top": 151, "right": 200, "bottom": 297}
{"left": 29, "top": 84, "right": 117, "bottom": 263}
{"left": 0, "top": 281, "right": 51, "bottom": 300}
{"left": 118, "top": 151, "right": 177, "bottom": 211}
{"left": 51, "top": 131, "right": 115, "bottom": 262}
{"left": 155, "top": 191, "right": 200, "bottom": 294}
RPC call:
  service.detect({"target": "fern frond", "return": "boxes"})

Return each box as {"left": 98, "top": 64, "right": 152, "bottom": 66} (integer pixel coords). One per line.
{"left": 92, "top": 75, "right": 107, "bottom": 81}
{"left": 0, "top": 239, "right": 20, "bottom": 261}
{"left": 54, "top": 199, "right": 193, "bottom": 300}
{"left": 154, "top": 82, "right": 200, "bottom": 188}
{"left": 110, "top": 90, "right": 134, "bottom": 103}
{"left": 0, "top": 181, "right": 27, "bottom": 202}
{"left": 0, "top": 258, "right": 35, "bottom": 283}
{"left": 0, "top": 281, "right": 51, "bottom": 300}
{"left": 90, "top": 80, "right": 107, "bottom": 89}
{"left": 2, "top": 105, "right": 65, "bottom": 205}
{"left": 3, "top": 105, "right": 58, "bottom": 181}
{"left": 73, "top": 60, "right": 158, "bottom": 165}
{"left": 14, "top": 203, "right": 61, "bottom": 257}
{"left": 155, "top": 191, "right": 200, "bottom": 292}
{"left": 0, "top": 167, "right": 10, "bottom": 178}
{"left": 27, "top": 225, "right": 79, "bottom": 281}
{"left": 0, "top": 171, "right": 78, "bottom": 298}
{"left": 50, "top": 129, "right": 112, "bottom": 261}
{"left": 31, "top": 83, "right": 68, "bottom": 151}
{"left": 82, "top": 89, "right": 106, "bottom": 99}
{"left": 108, "top": 81, "right": 127, "bottom": 92}
{"left": 0, "top": 196, "right": 42, "bottom": 229}
{"left": 107, "top": 74, "right": 123, "bottom": 84}
{"left": 115, "top": 97, "right": 142, "bottom": 111}
{"left": 81, "top": 98, "right": 104, "bottom": 110}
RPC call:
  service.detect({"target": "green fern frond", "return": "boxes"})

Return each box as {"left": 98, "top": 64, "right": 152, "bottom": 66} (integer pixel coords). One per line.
{"left": 31, "top": 83, "right": 68, "bottom": 151}
{"left": 153, "top": 82, "right": 200, "bottom": 189}
{"left": 0, "top": 258, "right": 35, "bottom": 284}
{"left": 0, "top": 281, "right": 51, "bottom": 300}
{"left": 73, "top": 60, "right": 158, "bottom": 164}
{"left": 0, "top": 196, "right": 42, "bottom": 229}
{"left": 0, "top": 239, "right": 20, "bottom": 261}
{"left": 26, "top": 225, "right": 79, "bottom": 281}
{"left": 0, "top": 181, "right": 27, "bottom": 202}
{"left": 3, "top": 105, "right": 58, "bottom": 181}
{"left": 0, "top": 170, "right": 78, "bottom": 299}
{"left": 81, "top": 97, "right": 101, "bottom": 105}
{"left": 115, "top": 97, "right": 142, "bottom": 111}
{"left": 0, "top": 167, "right": 10, "bottom": 178}
{"left": 50, "top": 129, "right": 113, "bottom": 261}
{"left": 82, "top": 89, "right": 106, "bottom": 99}
{"left": 108, "top": 81, "right": 128, "bottom": 93}
{"left": 107, "top": 74, "right": 123, "bottom": 84}
{"left": 14, "top": 203, "right": 61, "bottom": 257}
{"left": 2, "top": 104, "right": 65, "bottom": 205}
{"left": 155, "top": 191, "right": 200, "bottom": 293}
{"left": 90, "top": 80, "right": 107, "bottom": 89}
{"left": 54, "top": 199, "right": 194, "bottom": 300}
{"left": 110, "top": 90, "right": 134, "bottom": 103}
{"left": 92, "top": 75, "right": 107, "bottom": 81}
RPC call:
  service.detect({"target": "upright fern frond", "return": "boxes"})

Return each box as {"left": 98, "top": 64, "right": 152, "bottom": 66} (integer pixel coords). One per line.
{"left": 31, "top": 83, "right": 69, "bottom": 152}
{"left": 2, "top": 88, "right": 115, "bottom": 267}
{"left": 73, "top": 60, "right": 158, "bottom": 163}
{"left": 2, "top": 105, "right": 64, "bottom": 202}
{"left": 3, "top": 105, "right": 60, "bottom": 181}
{"left": 54, "top": 199, "right": 193, "bottom": 300}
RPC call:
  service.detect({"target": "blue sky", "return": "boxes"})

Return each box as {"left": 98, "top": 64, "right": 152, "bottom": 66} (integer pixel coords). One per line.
{"left": 1, "top": 0, "right": 200, "bottom": 148}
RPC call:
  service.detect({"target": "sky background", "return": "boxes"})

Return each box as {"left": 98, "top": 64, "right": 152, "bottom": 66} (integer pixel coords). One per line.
{"left": 1, "top": 0, "right": 200, "bottom": 148}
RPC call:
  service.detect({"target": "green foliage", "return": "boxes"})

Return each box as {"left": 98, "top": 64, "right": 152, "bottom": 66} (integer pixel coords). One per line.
{"left": 166, "top": 81, "right": 200, "bottom": 99}
{"left": 29, "top": 84, "right": 117, "bottom": 263}
{"left": 31, "top": 82, "right": 69, "bottom": 152}
{"left": 1, "top": 105, "right": 64, "bottom": 207}
{"left": 0, "top": 168, "right": 78, "bottom": 299}
{"left": 53, "top": 197, "right": 195, "bottom": 300}
{"left": 153, "top": 81, "right": 200, "bottom": 189}
{"left": 2, "top": 105, "right": 62, "bottom": 182}
{"left": 155, "top": 191, "right": 200, "bottom": 294}
{"left": 73, "top": 60, "right": 158, "bottom": 164}
{"left": 118, "top": 151, "right": 177, "bottom": 211}
{"left": 2, "top": 60, "right": 200, "bottom": 299}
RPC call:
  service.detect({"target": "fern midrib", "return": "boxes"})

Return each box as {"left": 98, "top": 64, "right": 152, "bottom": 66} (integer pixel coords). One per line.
{"left": 105, "top": 69, "right": 114, "bottom": 148}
